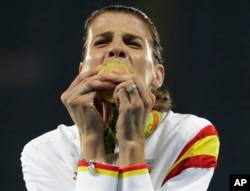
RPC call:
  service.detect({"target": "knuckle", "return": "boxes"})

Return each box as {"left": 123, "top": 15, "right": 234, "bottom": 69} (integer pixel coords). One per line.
{"left": 67, "top": 98, "right": 76, "bottom": 107}
{"left": 76, "top": 73, "right": 86, "bottom": 81}
{"left": 60, "top": 92, "right": 68, "bottom": 104}
{"left": 131, "top": 102, "right": 143, "bottom": 112}
{"left": 131, "top": 74, "right": 137, "bottom": 80}
{"left": 83, "top": 79, "right": 93, "bottom": 89}
{"left": 68, "top": 97, "right": 84, "bottom": 108}
{"left": 144, "top": 97, "right": 153, "bottom": 108}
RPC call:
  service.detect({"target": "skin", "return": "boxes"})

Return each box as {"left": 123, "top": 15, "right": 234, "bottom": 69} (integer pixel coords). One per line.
{"left": 61, "top": 12, "right": 165, "bottom": 167}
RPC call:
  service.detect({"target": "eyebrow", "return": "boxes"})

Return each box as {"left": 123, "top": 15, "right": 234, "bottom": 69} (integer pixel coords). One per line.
{"left": 94, "top": 31, "right": 113, "bottom": 39}
{"left": 123, "top": 33, "right": 144, "bottom": 42}
{"left": 94, "top": 31, "right": 144, "bottom": 42}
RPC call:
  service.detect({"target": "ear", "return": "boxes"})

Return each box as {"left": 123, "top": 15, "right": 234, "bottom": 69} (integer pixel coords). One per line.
{"left": 152, "top": 64, "right": 165, "bottom": 88}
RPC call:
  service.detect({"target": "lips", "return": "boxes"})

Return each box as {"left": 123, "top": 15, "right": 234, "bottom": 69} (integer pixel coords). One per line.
{"left": 98, "top": 60, "right": 134, "bottom": 103}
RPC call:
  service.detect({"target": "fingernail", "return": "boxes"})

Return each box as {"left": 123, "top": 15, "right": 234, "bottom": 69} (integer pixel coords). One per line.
{"left": 112, "top": 69, "right": 121, "bottom": 73}
{"left": 108, "top": 73, "right": 117, "bottom": 77}
{"left": 96, "top": 65, "right": 103, "bottom": 70}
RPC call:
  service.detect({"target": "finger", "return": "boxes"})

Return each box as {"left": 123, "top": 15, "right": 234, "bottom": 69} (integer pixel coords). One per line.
{"left": 113, "top": 79, "right": 136, "bottom": 98}
{"left": 115, "top": 88, "right": 130, "bottom": 110}
{"left": 67, "top": 67, "right": 101, "bottom": 90}
{"left": 61, "top": 77, "right": 116, "bottom": 105}
{"left": 125, "top": 78, "right": 153, "bottom": 109}
{"left": 127, "top": 84, "right": 141, "bottom": 106}
{"left": 131, "top": 77, "right": 155, "bottom": 109}
{"left": 108, "top": 74, "right": 155, "bottom": 109}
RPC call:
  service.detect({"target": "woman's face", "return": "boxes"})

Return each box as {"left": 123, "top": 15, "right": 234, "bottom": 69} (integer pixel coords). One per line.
{"left": 80, "top": 12, "right": 164, "bottom": 89}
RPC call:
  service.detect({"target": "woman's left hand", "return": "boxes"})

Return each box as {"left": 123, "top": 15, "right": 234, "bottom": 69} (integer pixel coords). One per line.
{"left": 107, "top": 72, "right": 156, "bottom": 167}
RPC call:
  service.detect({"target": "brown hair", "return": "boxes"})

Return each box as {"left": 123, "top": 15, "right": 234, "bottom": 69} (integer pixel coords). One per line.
{"left": 81, "top": 5, "right": 172, "bottom": 112}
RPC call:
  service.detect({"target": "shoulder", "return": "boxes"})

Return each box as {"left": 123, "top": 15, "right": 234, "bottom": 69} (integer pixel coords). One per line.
{"left": 21, "top": 125, "right": 80, "bottom": 189}
{"left": 21, "top": 124, "right": 80, "bottom": 159}
{"left": 165, "top": 111, "right": 212, "bottom": 128}
{"left": 161, "top": 111, "right": 218, "bottom": 141}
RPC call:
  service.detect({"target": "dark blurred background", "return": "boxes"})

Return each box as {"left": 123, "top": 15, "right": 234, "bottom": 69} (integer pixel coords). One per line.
{"left": 0, "top": 0, "right": 249, "bottom": 190}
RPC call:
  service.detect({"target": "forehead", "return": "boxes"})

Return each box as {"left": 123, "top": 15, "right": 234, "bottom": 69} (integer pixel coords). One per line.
{"left": 88, "top": 12, "right": 151, "bottom": 39}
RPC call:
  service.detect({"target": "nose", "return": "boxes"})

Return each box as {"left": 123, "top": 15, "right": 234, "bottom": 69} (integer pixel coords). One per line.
{"left": 106, "top": 40, "right": 128, "bottom": 60}
{"left": 108, "top": 47, "right": 126, "bottom": 58}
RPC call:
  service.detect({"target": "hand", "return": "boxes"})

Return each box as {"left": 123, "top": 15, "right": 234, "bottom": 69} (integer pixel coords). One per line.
{"left": 109, "top": 73, "right": 156, "bottom": 166}
{"left": 61, "top": 67, "right": 116, "bottom": 160}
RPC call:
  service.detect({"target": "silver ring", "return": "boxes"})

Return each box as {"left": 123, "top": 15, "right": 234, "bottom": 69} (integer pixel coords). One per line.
{"left": 126, "top": 84, "right": 137, "bottom": 94}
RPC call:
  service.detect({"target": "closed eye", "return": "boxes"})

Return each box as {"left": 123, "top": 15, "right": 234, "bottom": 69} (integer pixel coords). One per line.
{"left": 123, "top": 33, "right": 143, "bottom": 49}
{"left": 93, "top": 39, "right": 110, "bottom": 47}
{"left": 93, "top": 31, "right": 113, "bottom": 48}
{"left": 127, "top": 41, "right": 142, "bottom": 49}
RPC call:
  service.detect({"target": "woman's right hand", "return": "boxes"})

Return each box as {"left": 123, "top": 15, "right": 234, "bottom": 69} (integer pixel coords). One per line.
{"left": 60, "top": 67, "right": 116, "bottom": 160}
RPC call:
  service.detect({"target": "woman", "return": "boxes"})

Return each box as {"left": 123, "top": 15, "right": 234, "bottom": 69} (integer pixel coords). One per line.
{"left": 21, "top": 5, "right": 219, "bottom": 191}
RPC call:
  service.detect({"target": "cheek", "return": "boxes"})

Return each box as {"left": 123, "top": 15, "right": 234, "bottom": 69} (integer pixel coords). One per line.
{"left": 144, "top": 66, "right": 156, "bottom": 87}
{"left": 81, "top": 51, "right": 103, "bottom": 72}
{"left": 133, "top": 62, "right": 155, "bottom": 87}
{"left": 135, "top": 41, "right": 155, "bottom": 86}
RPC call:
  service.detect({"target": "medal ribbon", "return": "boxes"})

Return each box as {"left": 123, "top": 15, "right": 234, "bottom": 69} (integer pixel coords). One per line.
{"left": 104, "top": 108, "right": 163, "bottom": 155}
